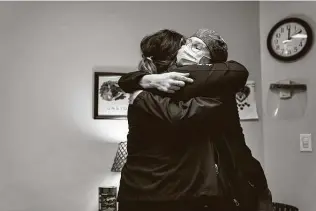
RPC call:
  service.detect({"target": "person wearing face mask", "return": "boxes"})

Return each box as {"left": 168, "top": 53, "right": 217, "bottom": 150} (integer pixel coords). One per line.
{"left": 176, "top": 38, "right": 211, "bottom": 65}
{"left": 119, "top": 28, "right": 273, "bottom": 211}
{"left": 176, "top": 29, "right": 227, "bottom": 66}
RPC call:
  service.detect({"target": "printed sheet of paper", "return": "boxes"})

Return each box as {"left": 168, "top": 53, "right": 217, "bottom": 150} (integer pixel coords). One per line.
{"left": 236, "top": 80, "right": 259, "bottom": 120}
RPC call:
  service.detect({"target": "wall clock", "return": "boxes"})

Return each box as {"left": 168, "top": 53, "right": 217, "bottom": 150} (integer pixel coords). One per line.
{"left": 267, "top": 17, "right": 313, "bottom": 62}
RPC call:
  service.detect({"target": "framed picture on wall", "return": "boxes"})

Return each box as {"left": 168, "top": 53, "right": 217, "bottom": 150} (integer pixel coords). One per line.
{"left": 94, "top": 72, "right": 129, "bottom": 119}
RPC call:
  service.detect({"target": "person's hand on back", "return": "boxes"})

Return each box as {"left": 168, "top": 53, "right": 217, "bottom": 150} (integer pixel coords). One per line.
{"left": 140, "top": 72, "right": 194, "bottom": 93}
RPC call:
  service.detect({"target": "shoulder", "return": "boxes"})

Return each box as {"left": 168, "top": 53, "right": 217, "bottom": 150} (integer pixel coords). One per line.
{"left": 209, "top": 60, "right": 247, "bottom": 71}
{"left": 225, "top": 60, "right": 247, "bottom": 71}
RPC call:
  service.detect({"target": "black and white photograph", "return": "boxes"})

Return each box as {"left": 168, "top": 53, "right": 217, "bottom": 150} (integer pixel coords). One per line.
{"left": 94, "top": 72, "right": 129, "bottom": 119}
{"left": 1, "top": 2, "right": 314, "bottom": 211}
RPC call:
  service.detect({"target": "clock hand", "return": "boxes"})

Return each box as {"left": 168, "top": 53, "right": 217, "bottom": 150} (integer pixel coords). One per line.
{"left": 291, "top": 33, "right": 307, "bottom": 39}
{"left": 288, "top": 28, "right": 291, "bottom": 40}
{"left": 291, "top": 29, "right": 303, "bottom": 37}
{"left": 291, "top": 29, "right": 307, "bottom": 39}
{"left": 283, "top": 39, "right": 292, "bottom": 44}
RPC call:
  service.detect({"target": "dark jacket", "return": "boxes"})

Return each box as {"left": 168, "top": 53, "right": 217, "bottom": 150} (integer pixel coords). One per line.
{"left": 118, "top": 61, "right": 272, "bottom": 211}
{"left": 118, "top": 94, "right": 224, "bottom": 202}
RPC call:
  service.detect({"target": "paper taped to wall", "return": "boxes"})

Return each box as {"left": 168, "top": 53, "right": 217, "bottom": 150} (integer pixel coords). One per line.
{"left": 236, "top": 80, "right": 259, "bottom": 120}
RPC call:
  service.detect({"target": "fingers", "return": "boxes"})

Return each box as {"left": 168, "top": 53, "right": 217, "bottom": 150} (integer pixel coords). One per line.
{"left": 170, "top": 80, "right": 185, "bottom": 87}
{"left": 180, "top": 73, "right": 190, "bottom": 76}
{"left": 157, "top": 86, "right": 175, "bottom": 93}
{"left": 166, "top": 90, "right": 175, "bottom": 94}
{"left": 155, "top": 72, "right": 193, "bottom": 94}
{"left": 160, "top": 84, "right": 180, "bottom": 93}
{"left": 169, "top": 85, "right": 181, "bottom": 91}
{"left": 180, "top": 76, "right": 194, "bottom": 83}
{"left": 170, "top": 72, "right": 194, "bottom": 83}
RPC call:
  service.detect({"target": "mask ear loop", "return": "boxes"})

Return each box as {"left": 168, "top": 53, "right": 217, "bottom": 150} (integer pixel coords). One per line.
{"left": 146, "top": 56, "right": 153, "bottom": 61}
{"left": 179, "top": 37, "right": 186, "bottom": 46}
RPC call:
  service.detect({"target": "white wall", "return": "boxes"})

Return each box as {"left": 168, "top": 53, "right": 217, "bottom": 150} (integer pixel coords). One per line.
{"left": 260, "top": 2, "right": 316, "bottom": 211}
{"left": 0, "top": 2, "right": 261, "bottom": 211}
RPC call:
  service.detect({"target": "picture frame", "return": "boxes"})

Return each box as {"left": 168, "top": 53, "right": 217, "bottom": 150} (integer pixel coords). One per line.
{"left": 94, "top": 72, "right": 129, "bottom": 119}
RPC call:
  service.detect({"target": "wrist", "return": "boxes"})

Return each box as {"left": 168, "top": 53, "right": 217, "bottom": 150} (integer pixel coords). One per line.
{"left": 139, "top": 74, "right": 156, "bottom": 89}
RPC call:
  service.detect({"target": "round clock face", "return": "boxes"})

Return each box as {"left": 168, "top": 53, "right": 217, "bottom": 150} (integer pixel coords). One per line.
{"left": 267, "top": 17, "right": 313, "bottom": 62}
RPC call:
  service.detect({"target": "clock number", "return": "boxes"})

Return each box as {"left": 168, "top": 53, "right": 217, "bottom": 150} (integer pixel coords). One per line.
{"left": 281, "top": 27, "right": 284, "bottom": 33}
{"left": 299, "top": 41, "right": 303, "bottom": 47}
{"left": 276, "top": 45, "right": 280, "bottom": 50}
{"left": 276, "top": 33, "right": 281, "bottom": 38}
{"left": 286, "top": 24, "right": 291, "bottom": 30}
{"left": 294, "top": 47, "right": 298, "bottom": 52}
{"left": 274, "top": 39, "right": 279, "bottom": 44}
{"left": 281, "top": 49, "right": 284, "bottom": 54}
{"left": 288, "top": 50, "right": 292, "bottom": 55}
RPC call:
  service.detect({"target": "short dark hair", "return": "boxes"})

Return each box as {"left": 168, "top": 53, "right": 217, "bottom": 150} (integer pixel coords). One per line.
{"left": 138, "top": 29, "right": 185, "bottom": 73}
{"left": 208, "top": 35, "right": 228, "bottom": 62}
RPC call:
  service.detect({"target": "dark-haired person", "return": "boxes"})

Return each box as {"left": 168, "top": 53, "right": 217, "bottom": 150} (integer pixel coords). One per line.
{"left": 118, "top": 29, "right": 272, "bottom": 211}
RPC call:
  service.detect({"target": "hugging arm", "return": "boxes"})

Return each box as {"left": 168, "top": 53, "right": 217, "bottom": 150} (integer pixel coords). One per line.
{"left": 120, "top": 60, "right": 248, "bottom": 127}
{"left": 118, "top": 60, "right": 249, "bottom": 101}
{"left": 119, "top": 71, "right": 193, "bottom": 94}
{"left": 118, "top": 71, "right": 148, "bottom": 93}
{"left": 172, "top": 60, "right": 249, "bottom": 100}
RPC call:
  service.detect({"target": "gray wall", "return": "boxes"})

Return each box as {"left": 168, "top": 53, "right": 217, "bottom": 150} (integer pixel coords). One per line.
{"left": 260, "top": 2, "right": 316, "bottom": 211}
{"left": 0, "top": 2, "right": 262, "bottom": 211}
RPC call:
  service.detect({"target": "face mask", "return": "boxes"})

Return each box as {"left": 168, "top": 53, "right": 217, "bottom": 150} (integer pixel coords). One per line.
{"left": 176, "top": 45, "right": 197, "bottom": 65}
{"left": 176, "top": 45, "right": 211, "bottom": 66}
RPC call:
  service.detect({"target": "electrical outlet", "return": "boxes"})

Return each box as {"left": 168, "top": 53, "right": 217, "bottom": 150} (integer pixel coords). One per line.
{"left": 300, "top": 134, "right": 312, "bottom": 152}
